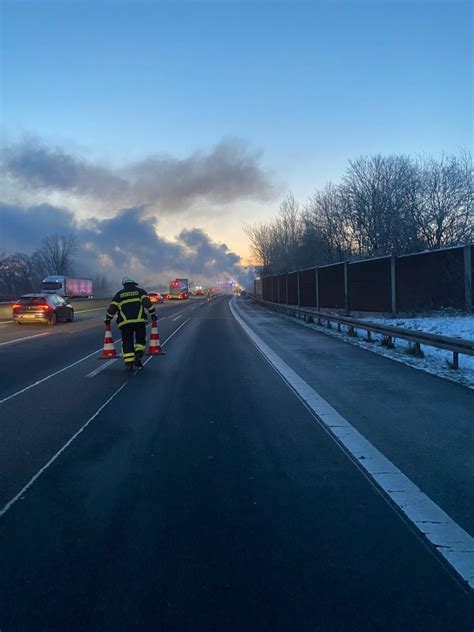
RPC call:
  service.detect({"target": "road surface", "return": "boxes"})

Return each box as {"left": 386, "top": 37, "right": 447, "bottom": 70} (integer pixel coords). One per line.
{"left": 0, "top": 295, "right": 473, "bottom": 631}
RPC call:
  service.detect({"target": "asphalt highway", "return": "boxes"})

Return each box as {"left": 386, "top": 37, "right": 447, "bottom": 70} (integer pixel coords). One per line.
{"left": 0, "top": 295, "right": 473, "bottom": 631}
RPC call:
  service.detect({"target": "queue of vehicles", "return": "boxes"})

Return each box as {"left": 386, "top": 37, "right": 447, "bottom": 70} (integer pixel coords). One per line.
{"left": 9, "top": 276, "right": 218, "bottom": 326}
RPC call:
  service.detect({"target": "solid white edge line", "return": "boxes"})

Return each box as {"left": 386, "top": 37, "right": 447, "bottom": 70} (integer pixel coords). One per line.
{"left": 0, "top": 383, "right": 128, "bottom": 518}
{"left": 0, "top": 332, "right": 49, "bottom": 347}
{"left": 229, "top": 297, "right": 474, "bottom": 591}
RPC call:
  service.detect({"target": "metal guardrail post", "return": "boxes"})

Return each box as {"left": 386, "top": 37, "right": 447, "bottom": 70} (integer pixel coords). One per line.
{"left": 390, "top": 255, "right": 397, "bottom": 314}
{"left": 297, "top": 272, "right": 301, "bottom": 307}
{"left": 277, "top": 275, "right": 280, "bottom": 304}
{"left": 285, "top": 274, "right": 289, "bottom": 306}
{"left": 464, "top": 245, "right": 472, "bottom": 314}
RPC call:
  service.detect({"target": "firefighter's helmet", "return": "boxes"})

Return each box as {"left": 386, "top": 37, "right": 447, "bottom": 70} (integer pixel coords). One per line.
{"left": 122, "top": 276, "right": 138, "bottom": 286}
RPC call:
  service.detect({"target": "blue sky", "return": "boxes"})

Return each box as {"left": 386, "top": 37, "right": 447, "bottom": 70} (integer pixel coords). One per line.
{"left": 1, "top": 0, "right": 472, "bottom": 263}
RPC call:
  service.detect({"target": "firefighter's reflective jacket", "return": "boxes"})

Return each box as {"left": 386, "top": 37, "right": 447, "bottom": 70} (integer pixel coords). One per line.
{"left": 106, "top": 285, "right": 155, "bottom": 328}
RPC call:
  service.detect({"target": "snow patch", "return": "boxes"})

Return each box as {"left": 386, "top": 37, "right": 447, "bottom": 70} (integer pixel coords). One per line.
{"left": 277, "top": 310, "right": 474, "bottom": 390}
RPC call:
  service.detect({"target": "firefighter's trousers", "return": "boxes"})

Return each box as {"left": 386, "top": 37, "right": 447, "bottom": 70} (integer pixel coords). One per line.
{"left": 120, "top": 322, "right": 147, "bottom": 365}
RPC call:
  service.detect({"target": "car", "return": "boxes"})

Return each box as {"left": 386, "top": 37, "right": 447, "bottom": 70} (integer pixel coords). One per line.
{"left": 12, "top": 293, "right": 74, "bottom": 326}
{"left": 148, "top": 291, "right": 164, "bottom": 304}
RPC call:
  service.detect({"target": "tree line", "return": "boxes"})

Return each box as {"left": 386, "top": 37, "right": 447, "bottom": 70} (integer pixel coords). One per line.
{"left": 245, "top": 151, "right": 473, "bottom": 275}
{"left": 0, "top": 234, "right": 111, "bottom": 298}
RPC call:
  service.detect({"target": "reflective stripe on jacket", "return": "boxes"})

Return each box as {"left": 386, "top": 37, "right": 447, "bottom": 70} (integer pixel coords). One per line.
{"left": 106, "top": 284, "right": 155, "bottom": 328}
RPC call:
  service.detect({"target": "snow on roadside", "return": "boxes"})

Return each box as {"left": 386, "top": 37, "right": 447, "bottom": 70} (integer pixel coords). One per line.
{"left": 358, "top": 315, "right": 474, "bottom": 389}
{"left": 278, "top": 310, "right": 474, "bottom": 390}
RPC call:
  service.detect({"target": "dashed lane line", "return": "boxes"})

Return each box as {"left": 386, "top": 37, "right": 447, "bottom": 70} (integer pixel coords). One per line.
{"left": 0, "top": 348, "right": 103, "bottom": 405}
{"left": 87, "top": 316, "right": 190, "bottom": 377}
{"left": 144, "top": 317, "right": 190, "bottom": 365}
{"left": 0, "top": 317, "right": 192, "bottom": 518}
{"left": 0, "top": 333, "right": 49, "bottom": 347}
{"left": 229, "top": 297, "right": 474, "bottom": 592}
{"left": 86, "top": 358, "right": 118, "bottom": 378}
{"left": 0, "top": 383, "right": 128, "bottom": 518}
{"left": 0, "top": 314, "right": 177, "bottom": 397}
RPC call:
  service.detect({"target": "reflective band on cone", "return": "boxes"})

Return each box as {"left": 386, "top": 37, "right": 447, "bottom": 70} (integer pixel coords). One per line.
{"left": 101, "top": 323, "right": 117, "bottom": 359}
{"left": 148, "top": 320, "right": 162, "bottom": 355}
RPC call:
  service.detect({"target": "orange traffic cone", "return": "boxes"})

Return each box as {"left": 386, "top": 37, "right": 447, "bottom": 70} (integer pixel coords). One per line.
{"left": 148, "top": 320, "right": 162, "bottom": 355}
{"left": 101, "top": 322, "right": 117, "bottom": 359}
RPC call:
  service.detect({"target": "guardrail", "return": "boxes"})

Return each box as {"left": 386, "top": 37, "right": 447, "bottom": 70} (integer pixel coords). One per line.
{"left": 251, "top": 296, "right": 474, "bottom": 370}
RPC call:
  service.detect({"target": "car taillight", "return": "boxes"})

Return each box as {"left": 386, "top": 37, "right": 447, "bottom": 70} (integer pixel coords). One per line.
{"left": 38, "top": 304, "right": 51, "bottom": 310}
{"left": 12, "top": 304, "right": 21, "bottom": 310}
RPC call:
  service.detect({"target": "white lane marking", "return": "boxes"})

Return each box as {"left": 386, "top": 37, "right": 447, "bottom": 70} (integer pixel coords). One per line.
{"left": 75, "top": 307, "right": 108, "bottom": 314}
{"left": 86, "top": 358, "right": 118, "bottom": 378}
{"left": 171, "top": 313, "right": 183, "bottom": 322}
{"left": 229, "top": 298, "right": 474, "bottom": 590}
{"left": 0, "top": 317, "right": 192, "bottom": 517}
{"left": 0, "top": 346, "right": 107, "bottom": 405}
{"left": 0, "top": 332, "right": 49, "bottom": 347}
{"left": 143, "top": 317, "right": 190, "bottom": 366}
{"left": 0, "top": 322, "right": 11, "bottom": 327}
{"left": 0, "top": 383, "right": 128, "bottom": 518}
{"left": 88, "top": 317, "right": 190, "bottom": 376}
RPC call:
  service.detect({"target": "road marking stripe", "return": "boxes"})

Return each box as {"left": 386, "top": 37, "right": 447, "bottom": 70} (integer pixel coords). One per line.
{"left": 0, "top": 383, "right": 128, "bottom": 518}
{"left": 229, "top": 298, "right": 474, "bottom": 591}
{"left": 171, "top": 313, "right": 183, "bottom": 321}
{"left": 86, "top": 358, "right": 118, "bottom": 378}
{"left": 75, "top": 307, "right": 107, "bottom": 314}
{"left": 144, "top": 317, "right": 190, "bottom": 365}
{"left": 0, "top": 317, "right": 192, "bottom": 518}
{"left": 0, "top": 333, "right": 49, "bottom": 347}
{"left": 0, "top": 347, "right": 104, "bottom": 404}
{"left": 89, "top": 317, "right": 190, "bottom": 375}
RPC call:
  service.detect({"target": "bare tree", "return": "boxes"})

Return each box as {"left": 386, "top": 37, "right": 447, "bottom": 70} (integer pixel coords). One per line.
{"left": 0, "top": 253, "right": 35, "bottom": 296}
{"left": 340, "top": 154, "right": 422, "bottom": 257}
{"left": 245, "top": 150, "right": 472, "bottom": 275}
{"left": 34, "top": 234, "right": 79, "bottom": 276}
{"left": 271, "top": 193, "right": 304, "bottom": 272}
{"left": 303, "top": 183, "right": 351, "bottom": 264}
{"left": 244, "top": 221, "right": 275, "bottom": 274}
{"left": 416, "top": 151, "right": 473, "bottom": 248}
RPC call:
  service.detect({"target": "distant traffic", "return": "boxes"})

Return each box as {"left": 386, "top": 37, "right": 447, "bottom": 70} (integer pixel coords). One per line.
{"left": 5, "top": 274, "right": 241, "bottom": 327}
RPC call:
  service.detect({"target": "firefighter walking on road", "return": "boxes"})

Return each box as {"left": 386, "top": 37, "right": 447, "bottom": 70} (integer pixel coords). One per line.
{"left": 105, "top": 277, "right": 157, "bottom": 371}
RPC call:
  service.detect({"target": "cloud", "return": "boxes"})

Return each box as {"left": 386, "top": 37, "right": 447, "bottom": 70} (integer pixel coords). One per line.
{"left": 2, "top": 136, "right": 274, "bottom": 213}
{"left": 0, "top": 202, "right": 78, "bottom": 252}
{"left": 0, "top": 202, "right": 256, "bottom": 288}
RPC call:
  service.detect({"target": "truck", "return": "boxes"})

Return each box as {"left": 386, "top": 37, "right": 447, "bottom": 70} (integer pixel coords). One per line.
{"left": 41, "top": 275, "right": 93, "bottom": 299}
{"left": 169, "top": 278, "right": 189, "bottom": 300}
